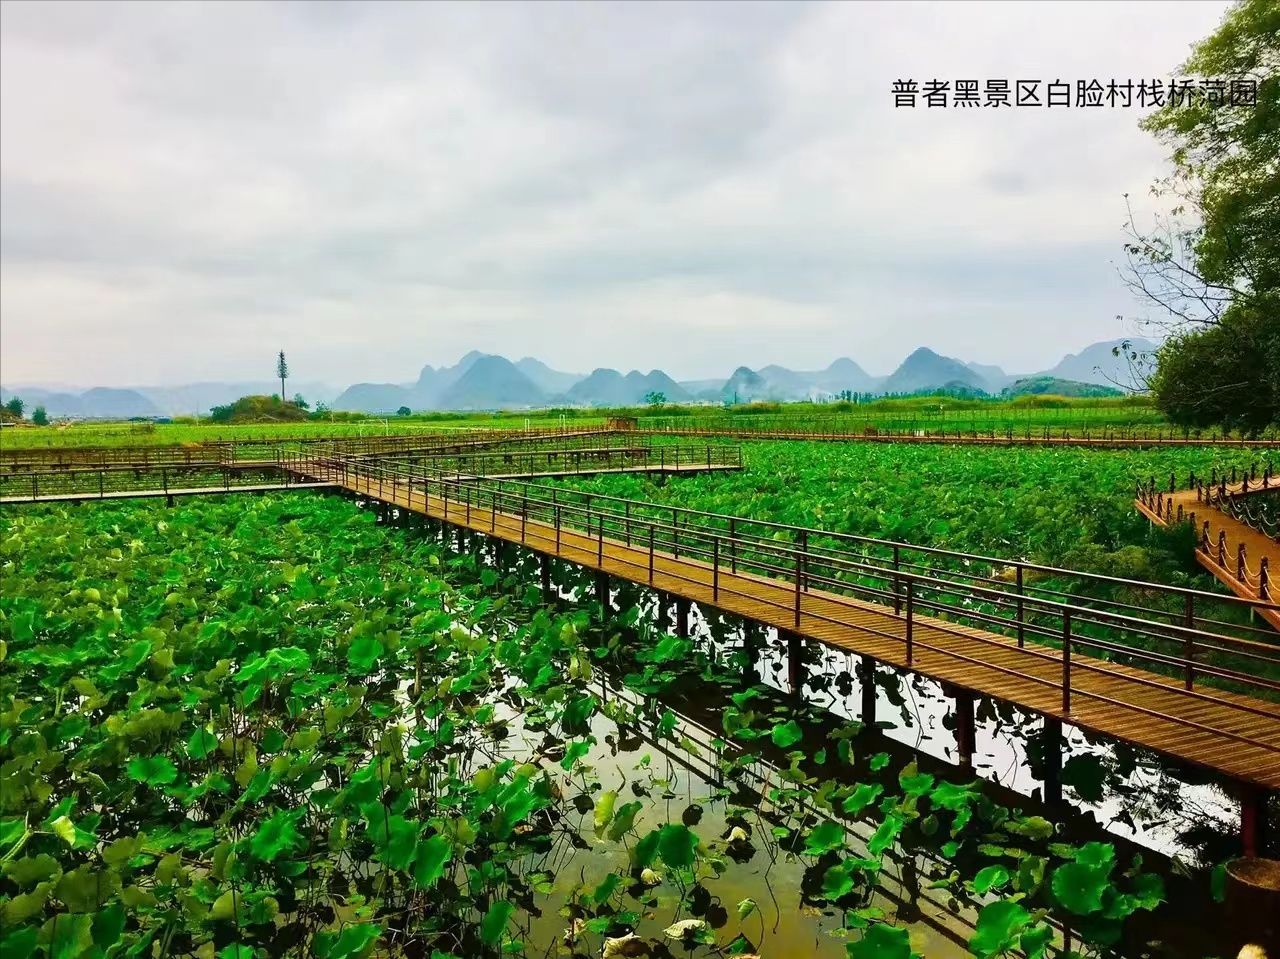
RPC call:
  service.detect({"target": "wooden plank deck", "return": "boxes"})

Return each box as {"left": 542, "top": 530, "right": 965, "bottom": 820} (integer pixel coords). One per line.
{"left": 0, "top": 481, "right": 337, "bottom": 505}
{"left": 1137, "top": 484, "right": 1280, "bottom": 631}
{"left": 331, "top": 470, "right": 1280, "bottom": 791}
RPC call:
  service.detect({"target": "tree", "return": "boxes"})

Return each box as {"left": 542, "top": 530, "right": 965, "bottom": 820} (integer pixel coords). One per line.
{"left": 644, "top": 391, "right": 666, "bottom": 407}
{"left": 4, "top": 396, "right": 24, "bottom": 418}
{"left": 396, "top": 406, "right": 412, "bottom": 416}
{"left": 1148, "top": 307, "right": 1279, "bottom": 432}
{"left": 277, "top": 350, "right": 289, "bottom": 401}
{"left": 1124, "top": 0, "right": 1279, "bottom": 428}
{"left": 292, "top": 393, "right": 309, "bottom": 410}
{"left": 31, "top": 405, "right": 49, "bottom": 426}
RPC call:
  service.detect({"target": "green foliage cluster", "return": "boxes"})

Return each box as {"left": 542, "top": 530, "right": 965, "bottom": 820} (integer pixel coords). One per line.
{"left": 562, "top": 441, "right": 1266, "bottom": 584}
{"left": 999, "top": 379, "right": 1123, "bottom": 400}
{"left": 206, "top": 396, "right": 309, "bottom": 425}
{"left": 0, "top": 495, "right": 1175, "bottom": 957}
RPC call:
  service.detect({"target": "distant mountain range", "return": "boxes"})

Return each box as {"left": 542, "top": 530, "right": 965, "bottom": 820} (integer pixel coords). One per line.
{"left": 1, "top": 338, "right": 1154, "bottom": 417}
{"left": 0, "top": 380, "right": 341, "bottom": 420}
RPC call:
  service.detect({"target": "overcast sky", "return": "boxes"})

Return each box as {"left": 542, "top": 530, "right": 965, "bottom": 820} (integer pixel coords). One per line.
{"left": 1, "top": 0, "right": 1230, "bottom": 388}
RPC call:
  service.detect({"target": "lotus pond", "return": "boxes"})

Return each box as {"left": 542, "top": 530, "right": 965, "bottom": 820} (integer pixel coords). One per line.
{"left": 0, "top": 493, "right": 1235, "bottom": 958}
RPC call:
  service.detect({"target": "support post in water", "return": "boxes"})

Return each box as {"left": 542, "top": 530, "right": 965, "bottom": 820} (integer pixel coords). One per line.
{"left": 741, "top": 626, "right": 759, "bottom": 685}
{"left": 784, "top": 629, "right": 805, "bottom": 698}
{"left": 596, "top": 571, "right": 611, "bottom": 619}
{"left": 859, "top": 655, "right": 877, "bottom": 727}
{"left": 540, "top": 554, "right": 552, "bottom": 602}
{"left": 953, "top": 687, "right": 976, "bottom": 771}
{"left": 1239, "top": 784, "right": 1271, "bottom": 858}
{"left": 1042, "top": 716, "right": 1063, "bottom": 806}
{"left": 676, "top": 596, "right": 691, "bottom": 638}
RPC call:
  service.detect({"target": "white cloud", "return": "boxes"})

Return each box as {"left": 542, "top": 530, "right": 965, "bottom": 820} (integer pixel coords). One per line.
{"left": 0, "top": 0, "right": 1230, "bottom": 386}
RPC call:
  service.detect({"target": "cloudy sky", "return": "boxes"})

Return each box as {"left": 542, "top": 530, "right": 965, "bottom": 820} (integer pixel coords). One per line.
{"left": 1, "top": 0, "right": 1230, "bottom": 388}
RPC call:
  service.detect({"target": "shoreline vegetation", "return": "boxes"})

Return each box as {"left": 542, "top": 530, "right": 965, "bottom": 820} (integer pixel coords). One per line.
{"left": 2, "top": 394, "right": 1277, "bottom": 449}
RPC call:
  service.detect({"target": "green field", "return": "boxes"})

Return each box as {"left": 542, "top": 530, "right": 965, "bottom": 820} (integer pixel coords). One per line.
{"left": 0, "top": 416, "right": 592, "bottom": 449}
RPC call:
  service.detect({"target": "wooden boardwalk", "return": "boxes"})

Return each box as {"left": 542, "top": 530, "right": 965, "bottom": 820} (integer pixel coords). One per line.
{"left": 324, "top": 468, "right": 1280, "bottom": 792}
{"left": 0, "top": 481, "right": 337, "bottom": 505}
{"left": 637, "top": 425, "right": 1280, "bottom": 449}
{"left": 450, "top": 463, "right": 742, "bottom": 481}
{"left": 1137, "top": 480, "right": 1280, "bottom": 631}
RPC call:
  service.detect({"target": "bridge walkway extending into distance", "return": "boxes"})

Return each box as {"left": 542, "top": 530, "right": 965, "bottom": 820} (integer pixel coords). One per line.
{"left": 631, "top": 420, "right": 1280, "bottom": 449}
{"left": 0, "top": 445, "right": 741, "bottom": 503}
{"left": 283, "top": 454, "right": 1280, "bottom": 854}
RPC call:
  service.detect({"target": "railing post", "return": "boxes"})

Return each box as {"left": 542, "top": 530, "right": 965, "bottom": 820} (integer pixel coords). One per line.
{"left": 597, "top": 513, "right": 604, "bottom": 566}
{"left": 521, "top": 494, "right": 528, "bottom": 543}
{"left": 1183, "top": 592, "right": 1196, "bottom": 690}
{"left": 713, "top": 536, "right": 720, "bottom": 601}
{"left": 799, "top": 530, "right": 809, "bottom": 591}
{"left": 1061, "top": 610, "right": 1072, "bottom": 715}
{"left": 625, "top": 500, "right": 631, "bottom": 546}
{"left": 98, "top": 471, "right": 104, "bottom": 499}
{"left": 729, "top": 518, "right": 737, "bottom": 573}
{"left": 649, "top": 523, "right": 655, "bottom": 585}
{"left": 555, "top": 504, "right": 561, "bottom": 553}
{"left": 794, "top": 549, "right": 803, "bottom": 628}
{"left": 893, "top": 544, "right": 902, "bottom": 614}
{"left": 905, "top": 577, "right": 914, "bottom": 665}
{"left": 1015, "top": 564, "right": 1025, "bottom": 647}
{"left": 1261, "top": 558, "right": 1270, "bottom": 600}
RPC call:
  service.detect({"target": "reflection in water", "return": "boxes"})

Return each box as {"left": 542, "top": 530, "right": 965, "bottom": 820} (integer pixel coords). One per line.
{"left": 680, "top": 589, "right": 1236, "bottom": 865}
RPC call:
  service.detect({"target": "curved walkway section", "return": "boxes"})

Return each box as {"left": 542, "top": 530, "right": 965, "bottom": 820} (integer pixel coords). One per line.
{"left": 1137, "top": 476, "right": 1280, "bottom": 631}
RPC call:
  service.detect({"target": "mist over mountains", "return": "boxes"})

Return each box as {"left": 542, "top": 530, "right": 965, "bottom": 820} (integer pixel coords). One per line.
{"left": 1, "top": 338, "right": 1154, "bottom": 417}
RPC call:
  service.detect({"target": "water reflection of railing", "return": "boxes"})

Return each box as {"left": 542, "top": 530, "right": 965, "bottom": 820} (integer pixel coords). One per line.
{"left": 598, "top": 673, "right": 993, "bottom": 954}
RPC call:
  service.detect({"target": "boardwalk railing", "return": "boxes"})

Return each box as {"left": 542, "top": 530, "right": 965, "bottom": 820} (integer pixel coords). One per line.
{"left": 0, "top": 425, "right": 618, "bottom": 470}
{"left": 0, "top": 463, "right": 294, "bottom": 501}
{"left": 635, "top": 416, "right": 1280, "bottom": 448}
{"left": 371, "top": 444, "right": 742, "bottom": 479}
{"left": 286, "top": 454, "right": 1280, "bottom": 728}
{"left": 1137, "top": 470, "right": 1279, "bottom": 612}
